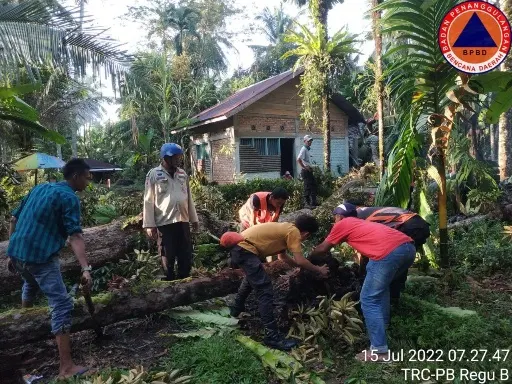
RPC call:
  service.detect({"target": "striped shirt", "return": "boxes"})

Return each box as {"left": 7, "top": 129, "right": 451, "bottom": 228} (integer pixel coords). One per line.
{"left": 8, "top": 182, "right": 82, "bottom": 263}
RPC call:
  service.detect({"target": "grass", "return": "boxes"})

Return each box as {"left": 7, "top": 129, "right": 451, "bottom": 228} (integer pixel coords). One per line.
{"left": 335, "top": 275, "right": 512, "bottom": 383}
{"left": 159, "top": 335, "right": 268, "bottom": 384}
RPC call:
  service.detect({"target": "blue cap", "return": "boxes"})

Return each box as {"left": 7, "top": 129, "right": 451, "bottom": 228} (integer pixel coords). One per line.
{"left": 160, "top": 143, "right": 183, "bottom": 158}
{"left": 333, "top": 202, "right": 358, "bottom": 217}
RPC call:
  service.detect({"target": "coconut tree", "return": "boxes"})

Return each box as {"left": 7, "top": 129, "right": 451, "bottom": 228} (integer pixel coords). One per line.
{"left": 283, "top": 11, "right": 358, "bottom": 170}
{"left": 284, "top": 0, "right": 349, "bottom": 171}
{"left": 370, "top": 0, "right": 385, "bottom": 175}
{"left": 0, "top": 0, "right": 130, "bottom": 83}
{"left": 256, "top": 4, "right": 294, "bottom": 45}
{"left": 287, "top": 0, "right": 344, "bottom": 28}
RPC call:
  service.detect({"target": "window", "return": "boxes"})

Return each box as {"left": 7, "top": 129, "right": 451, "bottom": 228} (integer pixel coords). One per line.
{"left": 196, "top": 144, "right": 208, "bottom": 160}
{"left": 254, "top": 138, "right": 266, "bottom": 155}
{"left": 267, "top": 138, "right": 279, "bottom": 156}
{"left": 239, "top": 138, "right": 281, "bottom": 156}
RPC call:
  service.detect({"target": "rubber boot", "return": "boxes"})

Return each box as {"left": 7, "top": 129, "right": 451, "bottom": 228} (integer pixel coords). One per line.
{"left": 263, "top": 322, "right": 299, "bottom": 351}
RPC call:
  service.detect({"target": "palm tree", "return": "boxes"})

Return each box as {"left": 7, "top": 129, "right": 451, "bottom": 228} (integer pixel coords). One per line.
{"left": 370, "top": 0, "right": 384, "bottom": 176}
{"left": 256, "top": 4, "right": 294, "bottom": 45}
{"left": 283, "top": 19, "right": 358, "bottom": 170}
{"left": 0, "top": 1, "right": 130, "bottom": 83}
{"left": 374, "top": 0, "right": 459, "bottom": 267}
{"left": 499, "top": 0, "right": 512, "bottom": 180}
{"left": 287, "top": 0, "right": 344, "bottom": 28}
{"left": 165, "top": 5, "right": 200, "bottom": 56}
{"left": 0, "top": 0, "right": 130, "bottom": 151}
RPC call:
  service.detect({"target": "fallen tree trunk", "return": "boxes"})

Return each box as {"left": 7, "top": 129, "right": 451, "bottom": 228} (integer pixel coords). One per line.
{"left": 447, "top": 214, "right": 493, "bottom": 230}
{"left": 0, "top": 210, "right": 235, "bottom": 295}
{"left": 0, "top": 220, "right": 139, "bottom": 295}
{"left": 0, "top": 261, "right": 293, "bottom": 349}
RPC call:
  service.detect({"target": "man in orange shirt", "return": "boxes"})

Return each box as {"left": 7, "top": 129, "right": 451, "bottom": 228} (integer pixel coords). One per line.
{"left": 238, "top": 188, "right": 289, "bottom": 231}
{"left": 311, "top": 203, "right": 416, "bottom": 363}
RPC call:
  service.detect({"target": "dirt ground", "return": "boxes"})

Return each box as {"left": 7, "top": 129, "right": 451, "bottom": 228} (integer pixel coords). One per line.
{"left": 3, "top": 260, "right": 361, "bottom": 384}
{"left": 4, "top": 314, "right": 183, "bottom": 383}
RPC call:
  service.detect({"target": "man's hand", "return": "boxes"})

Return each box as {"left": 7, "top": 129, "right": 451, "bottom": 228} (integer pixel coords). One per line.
{"left": 146, "top": 227, "right": 157, "bottom": 239}
{"left": 191, "top": 222, "right": 199, "bottom": 233}
{"left": 7, "top": 258, "right": 16, "bottom": 274}
{"left": 316, "top": 264, "right": 329, "bottom": 278}
{"left": 81, "top": 270, "right": 92, "bottom": 289}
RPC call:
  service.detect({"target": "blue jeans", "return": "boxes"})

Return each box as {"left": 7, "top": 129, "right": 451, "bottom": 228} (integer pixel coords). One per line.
{"left": 11, "top": 256, "right": 73, "bottom": 335}
{"left": 360, "top": 242, "right": 416, "bottom": 353}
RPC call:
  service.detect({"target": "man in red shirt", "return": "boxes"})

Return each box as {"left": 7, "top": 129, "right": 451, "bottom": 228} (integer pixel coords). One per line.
{"left": 311, "top": 203, "right": 416, "bottom": 363}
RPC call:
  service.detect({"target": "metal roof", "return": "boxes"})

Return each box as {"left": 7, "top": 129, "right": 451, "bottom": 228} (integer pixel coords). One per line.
{"left": 83, "top": 159, "right": 122, "bottom": 172}
{"left": 186, "top": 68, "right": 365, "bottom": 130}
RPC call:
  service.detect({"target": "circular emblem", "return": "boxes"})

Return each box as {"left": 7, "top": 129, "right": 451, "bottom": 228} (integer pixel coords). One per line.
{"left": 438, "top": 1, "right": 511, "bottom": 74}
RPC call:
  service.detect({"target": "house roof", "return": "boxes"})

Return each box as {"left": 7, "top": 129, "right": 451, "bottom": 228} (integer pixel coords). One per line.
{"left": 83, "top": 159, "right": 122, "bottom": 172}
{"left": 184, "top": 68, "right": 365, "bottom": 130}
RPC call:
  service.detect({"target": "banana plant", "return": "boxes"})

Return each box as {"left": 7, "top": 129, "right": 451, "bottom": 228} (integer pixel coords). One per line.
{"left": 0, "top": 84, "right": 65, "bottom": 144}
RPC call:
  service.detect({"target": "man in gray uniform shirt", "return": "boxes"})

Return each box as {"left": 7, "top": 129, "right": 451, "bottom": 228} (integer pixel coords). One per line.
{"left": 297, "top": 135, "right": 318, "bottom": 208}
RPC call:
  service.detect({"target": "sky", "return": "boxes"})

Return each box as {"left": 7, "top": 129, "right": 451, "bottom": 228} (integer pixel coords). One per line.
{"left": 79, "top": 0, "right": 373, "bottom": 122}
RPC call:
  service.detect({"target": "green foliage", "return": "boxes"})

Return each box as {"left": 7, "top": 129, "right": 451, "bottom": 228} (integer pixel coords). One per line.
{"left": 80, "top": 184, "right": 143, "bottom": 227}
{"left": 283, "top": 17, "right": 358, "bottom": 127}
{"left": 194, "top": 243, "right": 228, "bottom": 269}
{"left": 390, "top": 293, "right": 509, "bottom": 350}
{"left": 0, "top": 84, "right": 65, "bottom": 143}
{"left": 163, "top": 335, "right": 268, "bottom": 384}
{"left": 217, "top": 178, "right": 302, "bottom": 216}
{"left": 0, "top": 1, "right": 130, "bottom": 85}
{"left": 450, "top": 220, "right": 512, "bottom": 276}
{"left": 91, "top": 249, "right": 160, "bottom": 293}
{"left": 469, "top": 71, "right": 512, "bottom": 124}
{"left": 190, "top": 179, "right": 231, "bottom": 221}
{"left": 59, "top": 366, "right": 192, "bottom": 384}
{"left": 168, "top": 307, "right": 239, "bottom": 327}
{"left": 288, "top": 293, "right": 363, "bottom": 347}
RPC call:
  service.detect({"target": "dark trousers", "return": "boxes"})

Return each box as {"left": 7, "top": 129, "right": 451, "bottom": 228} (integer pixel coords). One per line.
{"left": 157, "top": 222, "right": 192, "bottom": 281}
{"left": 231, "top": 246, "right": 276, "bottom": 327}
{"left": 301, "top": 169, "right": 317, "bottom": 206}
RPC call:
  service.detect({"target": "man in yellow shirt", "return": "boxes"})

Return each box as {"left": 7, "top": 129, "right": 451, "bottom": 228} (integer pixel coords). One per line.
{"left": 229, "top": 215, "right": 329, "bottom": 351}
{"left": 143, "top": 143, "right": 199, "bottom": 281}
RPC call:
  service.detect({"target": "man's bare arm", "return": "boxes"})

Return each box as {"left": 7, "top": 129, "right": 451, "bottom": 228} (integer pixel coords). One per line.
{"left": 68, "top": 233, "right": 89, "bottom": 269}
{"left": 292, "top": 252, "right": 329, "bottom": 277}
{"left": 310, "top": 241, "right": 333, "bottom": 258}
{"left": 8, "top": 216, "right": 17, "bottom": 237}
{"left": 278, "top": 253, "right": 298, "bottom": 268}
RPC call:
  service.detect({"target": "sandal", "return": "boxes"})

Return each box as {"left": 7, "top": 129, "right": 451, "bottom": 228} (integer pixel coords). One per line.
{"left": 57, "top": 367, "right": 95, "bottom": 381}
{"left": 355, "top": 349, "right": 391, "bottom": 363}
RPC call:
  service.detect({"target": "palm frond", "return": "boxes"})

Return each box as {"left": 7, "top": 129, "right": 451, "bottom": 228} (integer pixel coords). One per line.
{"left": 0, "top": 0, "right": 132, "bottom": 85}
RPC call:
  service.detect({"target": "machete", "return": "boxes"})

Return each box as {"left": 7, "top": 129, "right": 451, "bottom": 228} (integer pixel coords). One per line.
{"left": 80, "top": 281, "right": 104, "bottom": 338}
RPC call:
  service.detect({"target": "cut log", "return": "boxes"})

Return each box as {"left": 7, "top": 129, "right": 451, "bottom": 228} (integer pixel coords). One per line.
{"left": 447, "top": 214, "right": 493, "bottom": 229}
{"left": 0, "top": 220, "right": 139, "bottom": 295}
{"left": 0, "top": 261, "right": 293, "bottom": 350}
{"left": 0, "top": 210, "right": 235, "bottom": 295}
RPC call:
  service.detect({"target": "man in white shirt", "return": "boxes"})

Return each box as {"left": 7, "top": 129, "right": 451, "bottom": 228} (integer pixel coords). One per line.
{"left": 143, "top": 143, "right": 199, "bottom": 281}
{"left": 297, "top": 135, "right": 318, "bottom": 208}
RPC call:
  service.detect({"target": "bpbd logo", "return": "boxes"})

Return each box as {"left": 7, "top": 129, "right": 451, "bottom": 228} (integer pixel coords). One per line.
{"left": 438, "top": 1, "right": 511, "bottom": 74}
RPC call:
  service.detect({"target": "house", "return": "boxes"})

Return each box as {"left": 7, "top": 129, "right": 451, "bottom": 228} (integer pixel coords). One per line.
{"left": 83, "top": 158, "right": 122, "bottom": 183}
{"left": 180, "top": 69, "right": 365, "bottom": 184}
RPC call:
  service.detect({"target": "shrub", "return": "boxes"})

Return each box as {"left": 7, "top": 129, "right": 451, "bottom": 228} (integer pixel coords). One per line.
{"left": 450, "top": 220, "right": 512, "bottom": 275}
